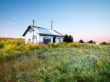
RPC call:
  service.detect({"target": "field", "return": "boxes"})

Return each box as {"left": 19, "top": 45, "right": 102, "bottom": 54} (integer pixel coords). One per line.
{"left": 0, "top": 38, "right": 110, "bottom": 82}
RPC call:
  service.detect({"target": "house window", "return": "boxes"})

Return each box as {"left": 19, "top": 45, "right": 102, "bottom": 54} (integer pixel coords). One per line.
{"left": 28, "top": 39, "right": 31, "bottom": 43}
{"left": 57, "top": 38, "right": 61, "bottom": 42}
{"left": 43, "top": 37, "right": 51, "bottom": 44}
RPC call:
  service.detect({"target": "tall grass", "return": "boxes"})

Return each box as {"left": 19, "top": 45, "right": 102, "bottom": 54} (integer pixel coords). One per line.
{"left": 0, "top": 38, "right": 110, "bottom": 82}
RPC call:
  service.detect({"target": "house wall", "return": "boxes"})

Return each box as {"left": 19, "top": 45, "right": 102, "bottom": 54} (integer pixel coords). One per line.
{"left": 25, "top": 31, "right": 39, "bottom": 44}
{"left": 61, "top": 37, "right": 63, "bottom": 42}
{"left": 38, "top": 35, "right": 63, "bottom": 44}
{"left": 24, "top": 31, "right": 63, "bottom": 44}
{"left": 25, "top": 31, "right": 32, "bottom": 43}
{"left": 55, "top": 37, "right": 63, "bottom": 43}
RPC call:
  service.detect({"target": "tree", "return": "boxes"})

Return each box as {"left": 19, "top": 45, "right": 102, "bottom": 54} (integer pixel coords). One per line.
{"left": 68, "top": 35, "right": 73, "bottom": 42}
{"left": 87, "top": 40, "right": 95, "bottom": 44}
{"left": 63, "top": 34, "right": 69, "bottom": 42}
{"left": 63, "top": 34, "right": 73, "bottom": 42}
{"left": 100, "top": 42, "right": 108, "bottom": 45}
{"left": 79, "top": 39, "right": 84, "bottom": 43}
{"left": 108, "top": 42, "right": 110, "bottom": 45}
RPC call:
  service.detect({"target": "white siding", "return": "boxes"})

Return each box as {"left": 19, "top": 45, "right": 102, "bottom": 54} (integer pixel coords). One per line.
{"left": 25, "top": 31, "right": 39, "bottom": 44}
{"left": 61, "top": 37, "right": 63, "bottom": 42}
{"left": 55, "top": 37, "right": 61, "bottom": 43}
{"left": 25, "top": 31, "right": 33, "bottom": 43}
{"left": 24, "top": 30, "right": 63, "bottom": 44}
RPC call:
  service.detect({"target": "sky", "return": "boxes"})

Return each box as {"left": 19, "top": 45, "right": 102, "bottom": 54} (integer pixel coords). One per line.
{"left": 0, "top": 0, "right": 110, "bottom": 42}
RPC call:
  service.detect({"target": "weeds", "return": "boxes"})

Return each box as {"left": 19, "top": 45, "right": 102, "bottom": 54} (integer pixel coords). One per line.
{"left": 0, "top": 38, "right": 110, "bottom": 82}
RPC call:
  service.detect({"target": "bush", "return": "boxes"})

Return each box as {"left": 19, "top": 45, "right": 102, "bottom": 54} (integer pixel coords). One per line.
{"left": 79, "top": 39, "right": 84, "bottom": 43}
{"left": 0, "top": 43, "right": 4, "bottom": 49}
{"left": 63, "top": 34, "right": 73, "bottom": 42}
{"left": 100, "top": 42, "right": 108, "bottom": 45}
{"left": 87, "top": 40, "right": 95, "bottom": 44}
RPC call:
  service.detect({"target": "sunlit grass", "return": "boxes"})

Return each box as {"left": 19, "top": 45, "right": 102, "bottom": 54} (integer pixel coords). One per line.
{"left": 0, "top": 38, "right": 110, "bottom": 82}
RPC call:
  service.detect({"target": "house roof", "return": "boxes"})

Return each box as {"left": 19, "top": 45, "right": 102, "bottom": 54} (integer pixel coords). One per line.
{"left": 23, "top": 25, "right": 63, "bottom": 37}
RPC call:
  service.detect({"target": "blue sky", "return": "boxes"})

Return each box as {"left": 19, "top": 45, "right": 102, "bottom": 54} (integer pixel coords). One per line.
{"left": 0, "top": 0, "right": 110, "bottom": 42}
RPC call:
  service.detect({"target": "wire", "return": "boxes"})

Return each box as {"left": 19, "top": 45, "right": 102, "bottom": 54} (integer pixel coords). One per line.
{"left": 0, "top": 14, "right": 27, "bottom": 27}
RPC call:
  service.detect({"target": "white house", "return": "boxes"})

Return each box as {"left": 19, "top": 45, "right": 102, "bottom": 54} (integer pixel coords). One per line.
{"left": 23, "top": 25, "right": 64, "bottom": 44}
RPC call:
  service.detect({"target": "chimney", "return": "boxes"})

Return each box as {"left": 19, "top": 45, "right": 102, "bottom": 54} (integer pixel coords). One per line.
{"left": 51, "top": 21, "right": 53, "bottom": 30}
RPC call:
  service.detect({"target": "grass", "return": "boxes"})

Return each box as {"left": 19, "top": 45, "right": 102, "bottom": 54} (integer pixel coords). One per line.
{"left": 0, "top": 38, "right": 110, "bottom": 82}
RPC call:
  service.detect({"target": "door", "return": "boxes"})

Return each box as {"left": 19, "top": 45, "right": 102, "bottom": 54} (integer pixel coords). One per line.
{"left": 53, "top": 37, "right": 56, "bottom": 43}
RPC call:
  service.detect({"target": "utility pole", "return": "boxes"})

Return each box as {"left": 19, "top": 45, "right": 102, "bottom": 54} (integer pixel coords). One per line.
{"left": 33, "top": 19, "right": 35, "bottom": 27}
{"left": 32, "top": 19, "right": 35, "bottom": 43}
